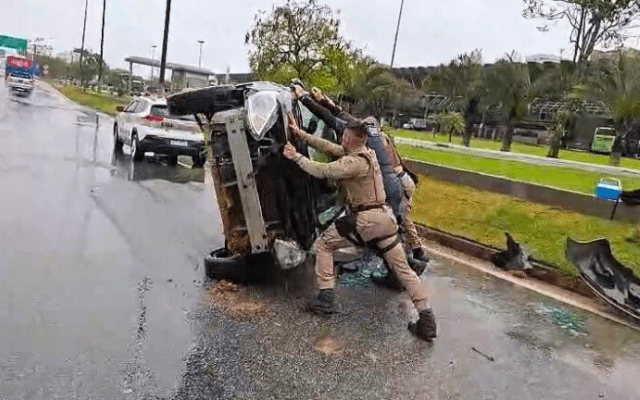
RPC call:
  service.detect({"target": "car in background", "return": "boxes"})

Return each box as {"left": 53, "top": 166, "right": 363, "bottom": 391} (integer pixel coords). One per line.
{"left": 113, "top": 96, "right": 206, "bottom": 167}
{"left": 590, "top": 127, "right": 617, "bottom": 154}
{"left": 4, "top": 55, "right": 35, "bottom": 96}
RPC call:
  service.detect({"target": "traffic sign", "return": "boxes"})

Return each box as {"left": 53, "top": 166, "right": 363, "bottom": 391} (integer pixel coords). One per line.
{"left": 0, "top": 35, "right": 28, "bottom": 51}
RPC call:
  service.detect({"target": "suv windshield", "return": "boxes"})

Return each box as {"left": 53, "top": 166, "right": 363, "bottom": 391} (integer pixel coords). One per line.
{"left": 151, "top": 104, "right": 195, "bottom": 121}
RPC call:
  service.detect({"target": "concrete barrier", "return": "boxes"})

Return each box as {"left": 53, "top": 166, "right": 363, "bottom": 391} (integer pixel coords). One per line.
{"left": 405, "top": 159, "right": 640, "bottom": 224}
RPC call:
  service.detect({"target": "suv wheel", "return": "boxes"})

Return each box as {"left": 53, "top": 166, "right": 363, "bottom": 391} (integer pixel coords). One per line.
{"left": 204, "top": 248, "right": 275, "bottom": 283}
{"left": 192, "top": 152, "right": 206, "bottom": 168}
{"left": 131, "top": 133, "right": 144, "bottom": 161}
{"left": 113, "top": 124, "right": 123, "bottom": 152}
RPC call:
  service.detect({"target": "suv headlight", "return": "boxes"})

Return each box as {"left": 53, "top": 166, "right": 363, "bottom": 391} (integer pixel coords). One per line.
{"left": 246, "top": 91, "right": 280, "bottom": 140}
{"left": 273, "top": 239, "right": 307, "bottom": 270}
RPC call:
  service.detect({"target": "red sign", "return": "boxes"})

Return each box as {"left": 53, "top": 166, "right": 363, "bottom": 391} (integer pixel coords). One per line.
{"left": 6, "top": 56, "right": 32, "bottom": 69}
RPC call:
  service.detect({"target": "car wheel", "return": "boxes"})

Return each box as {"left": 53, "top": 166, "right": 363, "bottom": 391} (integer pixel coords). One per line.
{"left": 167, "top": 155, "right": 178, "bottom": 166}
{"left": 113, "top": 124, "right": 123, "bottom": 152}
{"left": 131, "top": 132, "right": 144, "bottom": 161}
{"left": 192, "top": 152, "right": 206, "bottom": 168}
{"left": 204, "top": 248, "right": 249, "bottom": 282}
{"left": 204, "top": 248, "right": 276, "bottom": 283}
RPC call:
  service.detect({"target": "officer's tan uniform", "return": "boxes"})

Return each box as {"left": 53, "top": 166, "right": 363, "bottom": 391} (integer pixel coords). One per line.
{"left": 381, "top": 133, "right": 423, "bottom": 251}
{"left": 293, "top": 132, "right": 429, "bottom": 312}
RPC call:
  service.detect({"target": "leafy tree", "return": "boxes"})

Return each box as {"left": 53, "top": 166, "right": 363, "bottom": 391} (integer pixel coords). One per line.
{"left": 434, "top": 111, "right": 465, "bottom": 142}
{"left": 587, "top": 55, "right": 640, "bottom": 125}
{"left": 36, "top": 55, "right": 72, "bottom": 79}
{"left": 423, "top": 50, "right": 483, "bottom": 146}
{"left": 422, "top": 49, "right": 483, "bottom": 109}
{"left": 523, "top": 0, "right": 640, "bottom": 65}
{"left": 482, "top": 53, "right": 531, "bottom": 152}
{"left": 246, "top": 0, "right": 352, "bottom": 89}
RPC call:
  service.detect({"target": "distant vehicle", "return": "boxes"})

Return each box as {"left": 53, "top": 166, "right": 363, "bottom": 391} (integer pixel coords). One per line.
{"left": 113, "top": 96, "right": 206, "bottom": 167}
{"left": 4, "top": 55, "right": 35, "bottom": 96}
{"left": 591, "top": 127, "right": 617, "bottom": 154}
{"left": 402, "top": 118, "right": 427, "bottom": 130}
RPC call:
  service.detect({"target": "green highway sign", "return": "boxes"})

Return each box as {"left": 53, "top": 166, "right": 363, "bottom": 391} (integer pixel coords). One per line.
{"left": 0, "top": 35, "right": 28, "bottom": 51}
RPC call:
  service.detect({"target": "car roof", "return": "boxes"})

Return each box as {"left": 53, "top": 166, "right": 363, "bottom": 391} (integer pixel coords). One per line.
{"left": 134, "top": 96, "right": 167, "bottom": 105}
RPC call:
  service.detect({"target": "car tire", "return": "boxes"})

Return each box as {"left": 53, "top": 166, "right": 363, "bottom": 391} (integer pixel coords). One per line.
{"left": 204, "top": 248, "right": 276, "bottom": 284}
{"left": 113, "top": 124, "right": 123, "bottom": 152}
{"left": 204, "top": 248, "right": 249, "bottom": 283}
{"left": 167, "top": 155, "right": 178, "bottom": 166}
{"left": 192, "top": 153, "right": 206, "bottom": 168}
{"left": 131, "top": 132, "right": 144, "bottom": 161}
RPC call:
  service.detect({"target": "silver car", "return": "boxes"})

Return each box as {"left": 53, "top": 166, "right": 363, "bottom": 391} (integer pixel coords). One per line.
{"left": 114, "top": 96, "right": 206, "bottom": 167}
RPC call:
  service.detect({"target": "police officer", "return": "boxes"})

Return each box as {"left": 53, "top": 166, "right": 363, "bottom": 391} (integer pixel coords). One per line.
{"left": 283, "top": 102, "right": 437, "bottom": 341}
{"left": 363, "top": 116, "right": 429, "bottom": 263}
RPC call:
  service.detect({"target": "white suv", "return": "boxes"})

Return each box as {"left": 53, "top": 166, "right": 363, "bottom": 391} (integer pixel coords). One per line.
{"left": 114, "top": 97, "right": 206, "bottom": 166}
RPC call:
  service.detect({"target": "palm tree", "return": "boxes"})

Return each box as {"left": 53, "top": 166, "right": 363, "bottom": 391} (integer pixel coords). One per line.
{"left": 482, "top": 54, "right": 531, "bottom": 152}
{"left": 423, "top": 50, "right": 483, "bottom": 147}
{"left": 586, "top": 56, "right": 640, "bottom": 164}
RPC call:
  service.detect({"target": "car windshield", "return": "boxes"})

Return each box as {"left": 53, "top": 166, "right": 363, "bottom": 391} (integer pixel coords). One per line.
{"left": 151, "top": 104, "right": 195, "bottom": 121}
{"left": 597, "top": 128, "right": 616, "bottom": 136}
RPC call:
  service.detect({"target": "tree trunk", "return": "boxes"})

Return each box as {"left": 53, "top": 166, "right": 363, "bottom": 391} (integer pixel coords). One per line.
{"left": 609, "top": 133, "right": 623, "bottom": 166}
{"left": 462, "top": 125, "right": 472, "bottom": 147}
{"left": 501, "top": 123, "right": 514, "bottom": 152}
{"left": 547, "top": 128, "right": 563, "bottom": 158}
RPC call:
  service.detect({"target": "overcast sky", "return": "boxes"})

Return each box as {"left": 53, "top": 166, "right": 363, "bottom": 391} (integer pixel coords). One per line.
{"left": 2, "top": 0, "right": 599, "bottom": 77}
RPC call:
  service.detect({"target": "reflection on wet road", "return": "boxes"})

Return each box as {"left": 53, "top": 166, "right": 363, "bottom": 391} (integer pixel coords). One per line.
{"left": 0, "top": 82, "right": 639, "bottom": 399}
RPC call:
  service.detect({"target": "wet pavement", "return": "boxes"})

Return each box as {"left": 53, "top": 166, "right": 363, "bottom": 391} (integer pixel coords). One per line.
{"left": 1, "top": 82, "right": 640, "bottom": 399}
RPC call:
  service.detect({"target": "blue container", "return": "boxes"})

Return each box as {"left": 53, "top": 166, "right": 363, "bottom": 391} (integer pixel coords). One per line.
{"left": 595, "top": 178, "right": 622, "bottom": 201}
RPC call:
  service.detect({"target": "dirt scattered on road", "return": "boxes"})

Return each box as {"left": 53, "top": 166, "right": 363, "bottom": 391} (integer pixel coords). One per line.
{"left": 316, "top": 336, "right": 341, "bottom": 356}
{"left": 205, "top": 280, "right": 266, "bottom": 317}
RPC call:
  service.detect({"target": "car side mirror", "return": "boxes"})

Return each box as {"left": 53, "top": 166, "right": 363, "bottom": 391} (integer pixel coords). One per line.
{"left": 116, "top": 105, "right": 125, "bottom": 112}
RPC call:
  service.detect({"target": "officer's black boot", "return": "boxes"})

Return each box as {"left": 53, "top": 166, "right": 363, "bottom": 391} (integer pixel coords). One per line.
{"left": 306, "top": 289, "right": 336, "bottom": 315}
{"left": 412, "top": 248, "right": 430, "bottom": 264}
{"left": 408, "top": 309, "right": 438, "bottom": 341}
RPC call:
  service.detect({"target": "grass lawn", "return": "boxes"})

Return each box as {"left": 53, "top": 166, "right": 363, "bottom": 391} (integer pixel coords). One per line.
{"left": 397, "top": 145, "right": 640, "bottom": 195}
{"left": 57, "top": 85, "right": 128, "bottom": 116}
{"left": 389, "top": 128, "right": 640, "bottom": 171}
{"left": 412, "top": 175, "right": 640, "bottom": 277}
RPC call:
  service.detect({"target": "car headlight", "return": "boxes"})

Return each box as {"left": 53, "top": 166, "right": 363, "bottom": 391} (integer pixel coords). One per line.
{"left": 246, "top": 91, "right": 280, "bottom": 140}
{"left": 273, "top": 239, "right": 307, "bottom": 270}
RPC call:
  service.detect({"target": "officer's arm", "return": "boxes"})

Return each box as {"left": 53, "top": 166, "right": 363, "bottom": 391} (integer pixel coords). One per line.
{"left": 299, "top": 94, "right": 347, "bottom": 135}
{"left": 293, "top": 154, "right": 368, "bottom": 180}
{"left": 318, "top": 98, "right": 360, "bottom": 126}
{"left": 295, "top": 130, "right": 345, "bottom": 158}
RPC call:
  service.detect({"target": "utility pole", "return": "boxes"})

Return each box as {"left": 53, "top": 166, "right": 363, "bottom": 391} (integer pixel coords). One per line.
{"left": 151, "top": 45, "right": 157, "bottom": 79}
{"left": 98, "top": 0, "right": 107, "bottom": 90}
{"left": 198, "top": 40, "right": 205, "bottom": 69}
{"left": 79, "top": 0, "right": 89, "bottom": 87}
{"left": 390, "top": 0, "right": 405, "bottom": 69}
{"left": 159, "top": 0, "right": 172, "bottom": 87}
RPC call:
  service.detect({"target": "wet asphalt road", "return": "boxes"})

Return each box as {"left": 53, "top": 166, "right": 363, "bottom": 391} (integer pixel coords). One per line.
{"left": 1, "top": 82, "right": 640, "bottom": 400}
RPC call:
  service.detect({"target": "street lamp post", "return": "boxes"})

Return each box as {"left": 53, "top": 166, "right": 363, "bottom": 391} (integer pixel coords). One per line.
{"left": 198, "top": 40, "right": 204, "bottom": 69}
{"left": 79, "top": 0, "right": 89, "bottom": 87}
{"left": 151, "top": 45, "right": 157, "bottom": 79}
{"left": 159, "top": 0, "right": 172, "bottom": 86}
{"left": 390, "top": 0, "right": 405, "bottom": 69}
{"left": 98, "top": 0, "right": 107, "bottom": 90}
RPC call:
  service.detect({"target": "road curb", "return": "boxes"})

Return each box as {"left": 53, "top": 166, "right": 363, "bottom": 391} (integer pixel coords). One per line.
{"left": 395, "top": 136, "right": 640, "bottom": 178}
{"left": 418, "top": 223, "right": 640, "bottom": 330}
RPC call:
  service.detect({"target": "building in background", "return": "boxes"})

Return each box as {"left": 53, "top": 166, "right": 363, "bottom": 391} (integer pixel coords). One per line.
{"left": 591, "top": 47, "right": 640, "bottom": 62}
{"left": 525, "top": 54, "right": 561, "bottom": 63}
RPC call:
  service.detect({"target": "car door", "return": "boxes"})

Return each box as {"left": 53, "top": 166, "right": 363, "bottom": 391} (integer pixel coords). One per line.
{"left": 130, "top": 99, "right": 149, "bottom": 141}
{"left": 119, "top": 100, "right": 138, "bottom": 142}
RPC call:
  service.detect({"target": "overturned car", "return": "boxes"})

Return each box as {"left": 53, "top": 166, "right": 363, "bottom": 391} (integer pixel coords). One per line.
{"left": 167, "top": 82, "right": 418, "bottom": 282}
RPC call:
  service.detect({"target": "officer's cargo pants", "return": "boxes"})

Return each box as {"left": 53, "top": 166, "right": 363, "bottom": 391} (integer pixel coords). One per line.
{"left": 314, "top": 207, "right": 429, "bottom": 311}
{"left": 399, "top": 172, "right": 422, "bottom": 251}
